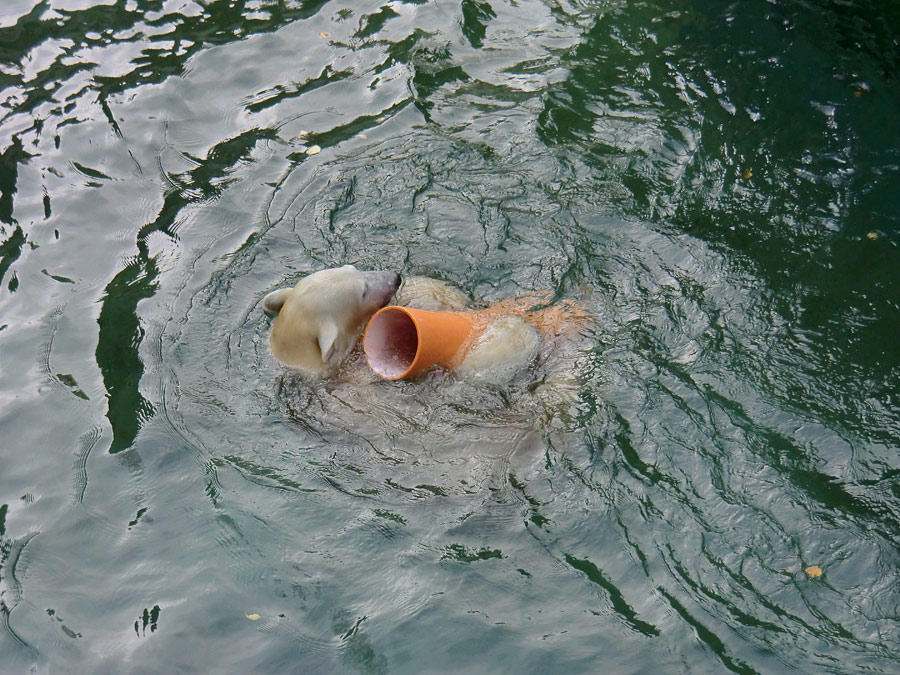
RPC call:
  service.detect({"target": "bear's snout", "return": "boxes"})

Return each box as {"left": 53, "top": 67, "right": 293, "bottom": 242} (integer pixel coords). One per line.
{"left": 385, "top": 271, "right": 401, "bottom": 290}
{"left": 361, "top": 270, "right": 401, "bottom": 309}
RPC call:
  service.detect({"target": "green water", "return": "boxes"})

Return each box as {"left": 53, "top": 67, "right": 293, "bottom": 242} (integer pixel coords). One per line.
{"left": 1, "top": 0, "right": 898, "bottom": 672}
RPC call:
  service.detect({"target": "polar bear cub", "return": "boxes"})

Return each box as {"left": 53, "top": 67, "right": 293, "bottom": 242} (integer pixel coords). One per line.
{"left": 262, "top": 265, "right": 401, "bottom": 375}
{"left": 262, "top": 265, "right": 544, "bottom": 382}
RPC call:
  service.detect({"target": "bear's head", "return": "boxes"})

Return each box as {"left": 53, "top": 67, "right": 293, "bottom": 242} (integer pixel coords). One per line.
{"left": 263, "top": 265, "right": 401, "bottom": 375}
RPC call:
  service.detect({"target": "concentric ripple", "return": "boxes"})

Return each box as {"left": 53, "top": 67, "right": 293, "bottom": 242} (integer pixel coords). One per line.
{"left": 0, "top": 0, "right": 898, "bottom": 672}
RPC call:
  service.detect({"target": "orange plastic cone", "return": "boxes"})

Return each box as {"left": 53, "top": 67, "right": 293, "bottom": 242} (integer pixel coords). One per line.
{"left": 364, "top": 306, "right": 475, "bottom": 379}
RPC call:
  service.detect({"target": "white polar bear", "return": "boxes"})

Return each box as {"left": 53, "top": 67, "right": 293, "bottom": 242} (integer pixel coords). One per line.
{"left": 262, "top": 265, "right": 401, "bottom": 376}
{"left": 263, "top": 265, "right": 581, "bottom": 384}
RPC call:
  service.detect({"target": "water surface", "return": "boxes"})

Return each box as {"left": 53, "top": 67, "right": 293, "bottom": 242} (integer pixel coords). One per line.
{"left": 1, "top": 0, "right": 899, "bottom": 672}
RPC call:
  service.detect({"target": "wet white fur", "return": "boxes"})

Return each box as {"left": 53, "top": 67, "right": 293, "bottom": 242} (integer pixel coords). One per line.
{"left": 264, "top": 266, "right": 541, "bottom": 382}
{"left": 396, "top": 276, "right": 541, "bottom": 382}
{"left": 263, "top": 265, "right": 400, "bottom": 376}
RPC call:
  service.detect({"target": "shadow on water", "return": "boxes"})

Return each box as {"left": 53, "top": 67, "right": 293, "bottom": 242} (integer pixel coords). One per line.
{"left": 0, "top": 0, "right": 331, "bottom": 117}
{"left": 460, "top": 0, "right": 496, "bottom": 49}
{"left": 1, "top": 0, "right": 342, "bottom": 455}
{"left": 537, "top": 0, "right": 900, "bottom": 419}
{"left": 96, "top": 256, "right": 158, "bottom": 455}
{"left": 0, "top": 139, "right": 26, "bottom": 224}
{"left": 0, "top": 140, "right": 29, "bottom": 295}
{"left": 97, "top": 126, "right": 278, "bottom": 453}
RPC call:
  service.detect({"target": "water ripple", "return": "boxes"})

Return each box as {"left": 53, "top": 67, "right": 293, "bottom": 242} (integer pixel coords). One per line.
{"left": 0, "top": 0, "right": 898, "bottom": 672}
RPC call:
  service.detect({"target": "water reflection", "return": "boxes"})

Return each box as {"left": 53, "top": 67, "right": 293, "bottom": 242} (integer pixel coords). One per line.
{"left": 96, "top": 255, "right": 158, "bottom": 454}
{"left": 96, "top": 126, "right": 277, "bottom": 453}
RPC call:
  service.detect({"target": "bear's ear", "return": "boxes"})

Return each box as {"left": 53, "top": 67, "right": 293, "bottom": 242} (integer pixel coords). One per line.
{"left": 317, "top": 320, "right": 341, "bottom": 367}
{"left": 262, "top": 288, "right": 291, "bottom": 316}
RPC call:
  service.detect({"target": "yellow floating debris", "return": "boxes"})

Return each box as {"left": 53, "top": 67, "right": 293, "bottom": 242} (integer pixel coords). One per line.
{"left": 319, "top": 32, "right": 330, "bottom": 39}
{"left": 804, "top": 565, "right": 823, "bottom": 578}
{"left": 245, "top": 613, "right": 261, "bottom": 621}
{"left": 306, "top": 145, "right": 321, "bottom": 155}
{"left": 867, "top": 232, "right": 879, "bottom": 240}
{"left": 743, "top": 169, "right": 752, "bottom": 180}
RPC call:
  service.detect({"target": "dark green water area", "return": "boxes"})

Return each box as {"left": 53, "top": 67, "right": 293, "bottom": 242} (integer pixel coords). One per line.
{"left": 1, "top": 0, "right": 899, "bottom": 672}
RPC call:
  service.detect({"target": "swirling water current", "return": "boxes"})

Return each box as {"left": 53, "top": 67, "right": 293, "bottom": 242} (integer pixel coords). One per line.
{"left": 1, "top": 0, "right": 899, "bottom": 672}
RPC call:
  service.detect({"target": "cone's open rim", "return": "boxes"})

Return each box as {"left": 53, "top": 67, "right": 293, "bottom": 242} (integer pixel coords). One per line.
{"left": 364, "top": 306, "right": 420, "bottom": 379}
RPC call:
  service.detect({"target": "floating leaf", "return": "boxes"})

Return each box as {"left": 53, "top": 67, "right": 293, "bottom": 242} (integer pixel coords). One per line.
{"left": 246, "top": 613, "right": 261, "bottom": 621}
{"left": 805, "top": 565, "right": 823, "bottom": 578}
{"left": 306, "top": 145, "right": 321, "bottom": 155}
